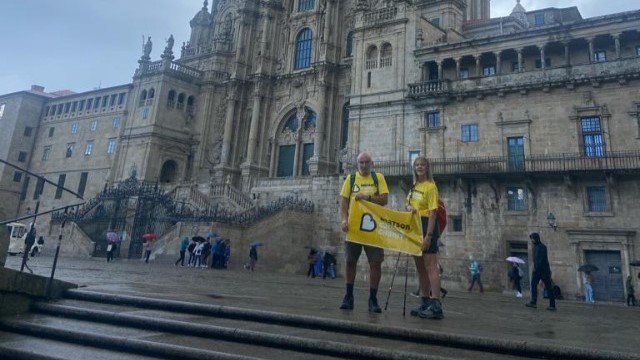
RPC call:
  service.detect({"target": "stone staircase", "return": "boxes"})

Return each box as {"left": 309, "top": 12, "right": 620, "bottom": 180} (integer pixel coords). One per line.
{"left": 0, "top": 289, "right": 533, "bottom": 360}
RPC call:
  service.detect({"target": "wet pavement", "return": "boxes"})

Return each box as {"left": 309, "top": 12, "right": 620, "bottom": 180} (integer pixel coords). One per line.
{"left": 3, "top": 254, "right": 639, "bottom": 358}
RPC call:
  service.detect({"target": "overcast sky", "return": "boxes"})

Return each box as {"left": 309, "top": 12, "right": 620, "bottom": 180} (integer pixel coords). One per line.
{"left": 0, "top": 0, "right": 637, "bottom": 95}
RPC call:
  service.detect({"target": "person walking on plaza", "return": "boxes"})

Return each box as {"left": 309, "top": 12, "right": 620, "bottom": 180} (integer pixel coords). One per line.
{"left": 509, "top": 262, "right": 523, "bottom": 298}
{"left": 405, "top": 156, "right": 444, "bottom": 319}
{"left": 339, "top": 151, "right": 389, "bottom": 313}
{"left": 526, "top": 232, "right": 556, "bottom": 311}
{"left": 143, "top": 239, "right": 154, "bottom": 263}
{"left": 175, "top": 236, "right": 189, "bottom": 266}
{"left": 467, "top": 255, "right": 484, "bottom": 292}
{"left": 307, "top": 249, "right": 318, "bottom": 278}
{"left": 106, "top": 242, "right": 117, "bottom": 263}
{"left": 625, "top": 275, "right": 635, "bottom": 306}
{"left": 249, "top": 245, "right": 258, "bottom": 271}
{"left": 583, "top": 272, "right": 595, "bottom": 304}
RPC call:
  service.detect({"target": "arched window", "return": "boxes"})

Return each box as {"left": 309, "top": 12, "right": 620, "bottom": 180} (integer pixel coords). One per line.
{"left": 159, "top": 160, "right": 178, "bottom": 183}
{"left": 298, "top": 0, "right": 315, "bottom": 11}
{"left": 186, "top": 96, "right": 195, "bottom": 114}
{"left": 294, "top": 28, "right": 313, "bottom": 70}
{"left": 346, "top": 31, "right": 354, "bottom": 57}
{"left": 304, "top": 109, "right": 316, "bottom": 130}
{"left": 283, "top": 113, "right": 299, "bottom": 132}
{"left": 366, "top": 45, "right": 378, "bottom": 69}
{"left": 138, "top": 89, "right": 147, "bottom": 107}
{"left": 167, "top": 90, "right": 176, "bottom": 108}
{"left": 177, "top": 93, "right": 186, "bottom": 110}
{"left": 148, "top": 88, "right": 155, "bottom": 99}
{"left": 380, "top": 43, "right": 393, "bottom": 67}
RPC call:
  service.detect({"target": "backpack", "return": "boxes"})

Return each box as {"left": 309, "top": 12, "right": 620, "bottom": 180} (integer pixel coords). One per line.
{"left": 349, "top": 171, "right": 379, "bottom": 196}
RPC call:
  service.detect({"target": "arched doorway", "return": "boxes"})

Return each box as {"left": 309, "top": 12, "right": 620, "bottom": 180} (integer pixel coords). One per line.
{"left": 159, "top": 160, "right": 178, "bottom": 183}
{"left": 276, "top": 107, "right": 317, "bottom": 177}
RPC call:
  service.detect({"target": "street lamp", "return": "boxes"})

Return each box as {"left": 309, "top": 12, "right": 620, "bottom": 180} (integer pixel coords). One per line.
{"left": 547, "top": 212, "right": 557, "bottom": 231}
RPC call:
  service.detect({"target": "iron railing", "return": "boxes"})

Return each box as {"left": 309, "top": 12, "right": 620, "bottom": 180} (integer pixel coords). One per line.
{"left": 344, "top": 150, "right": 640, "bottom": 177}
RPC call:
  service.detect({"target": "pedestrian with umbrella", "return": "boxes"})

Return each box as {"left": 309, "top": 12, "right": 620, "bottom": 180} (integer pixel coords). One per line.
{"left": 105, "top": 231, "right": 120, "bottom": 263}
{"left": 578, "top": 264, "right": 598, "bottom": 304}
{"left": 248, "top": 241, "right": 262, "bottom": 271}
{"left": 142, "top": 232, "right": 156, "bottom": 263}
{"left": 506, "top": 257, "right": 525, "bottom": 298}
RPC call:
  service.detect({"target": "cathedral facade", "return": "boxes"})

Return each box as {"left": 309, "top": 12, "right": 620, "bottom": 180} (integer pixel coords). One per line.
{"left": 2, "top": 0, "right": 640, "bottom": 300}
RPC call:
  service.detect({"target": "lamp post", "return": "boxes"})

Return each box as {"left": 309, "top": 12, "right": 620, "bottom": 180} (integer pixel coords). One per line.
{"left": 547, "top": 212, "right": 557, "bottom": 231}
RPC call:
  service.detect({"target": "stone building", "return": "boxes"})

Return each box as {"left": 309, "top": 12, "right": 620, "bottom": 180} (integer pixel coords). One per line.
{"left": 1, "top": 0, "right": 639, "bottom": 301}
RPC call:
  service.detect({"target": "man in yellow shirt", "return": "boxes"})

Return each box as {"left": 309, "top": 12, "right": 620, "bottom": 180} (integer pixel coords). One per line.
{"left": 339, "top": 152, "right": 389, "bottom": 312}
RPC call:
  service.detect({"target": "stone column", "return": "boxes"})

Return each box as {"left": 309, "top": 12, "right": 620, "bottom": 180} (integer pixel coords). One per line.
{"left": 455, "top": 58, "right": 461, "bottom": 79}
{"left": 220, "top": 83, "right": 238, "bottom": 166}
{"left": 613, "top": 33, "right": 621, "bottom": 59}
{"left": 587, "top": 38, "right": 594, "bottom": 63}
{"left": 517, "top": 49, "right": 523, "bottom": 72}
{"left": 437, "top": 61, "right": 443, "bottom": 80}
{"left": 246, "top": 81, "right": 263, "bottom": 164}
{"left": 494, "top": 52, "right": 501, "bottom": 75}
{"left": 269, "top": 138, "right": 277, "bottom": 177}
{"left": 475, "top": 55, "right": 481, "bottom": 77}
{"left": 563, "top": 42, "right": 570, "bottom": 66}
{"left": 539, "top": 44, "right": 546, "bottom": 69}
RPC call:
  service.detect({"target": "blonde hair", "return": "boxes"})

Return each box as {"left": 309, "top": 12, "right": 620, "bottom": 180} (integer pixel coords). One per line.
{"left": 412, "top": 156, "right": 433, "bottom": 183}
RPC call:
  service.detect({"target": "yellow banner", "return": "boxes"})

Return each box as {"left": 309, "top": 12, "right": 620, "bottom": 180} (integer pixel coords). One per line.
{"left": 347, "top": 200, "right": 423, "bottom": 256}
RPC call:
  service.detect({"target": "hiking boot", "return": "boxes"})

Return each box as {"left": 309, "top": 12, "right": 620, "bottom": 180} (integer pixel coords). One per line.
{"left": 546, "top": 306, "right": 557, "bottom": 311}
{"left": 340, "top": 294, "right": 354, "bottom": 310}
{"left": 418, "top": 299, "right": 443, "bottom": 320}
{"left": 410, "top": 298, "right": 431, "bottom": 317}
{"left": 516, "top": 292, "right": 523, "bottom": 298}
{"left": 368, "top": 298, "right": 382, "bottom": 313}
{"left": 525, "top": 302, "right": 537, "bottom": 308}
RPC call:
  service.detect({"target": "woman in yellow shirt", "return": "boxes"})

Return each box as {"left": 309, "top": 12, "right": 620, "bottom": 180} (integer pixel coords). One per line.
{"left": 406, "top": 156, "right": 443, "bottom": 319}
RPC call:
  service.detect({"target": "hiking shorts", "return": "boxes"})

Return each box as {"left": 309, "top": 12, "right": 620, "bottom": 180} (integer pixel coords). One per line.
{"left": 345, "top": 241, "right": 384, "bottom": 264}
{"left": 420, "top": 216, "right": 440, "bottom": 254}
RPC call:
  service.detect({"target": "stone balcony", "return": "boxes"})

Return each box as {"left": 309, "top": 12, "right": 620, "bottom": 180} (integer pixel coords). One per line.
{"left": 408, "top": 57, "right": 640, "bottom": 99}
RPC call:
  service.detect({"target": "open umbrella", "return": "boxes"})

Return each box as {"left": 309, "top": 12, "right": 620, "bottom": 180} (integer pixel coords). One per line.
{"left": 106, "top": 231, "right": 120, "bottom": 243}
{"left": 142, "top": 233, "right": 156, "bottom": 241}
{"left": 250, "top": 240, "right": 264, "bottom": 247}
{"left": 578, "top": 264, "right": 599, "bottom": 272}
{"left": 506, "top": 256, "right": 525, "bottom": 264}
{"left": 192, "top": 236, "right": 206, "bottom": 243}
{"left": 629, "top": 260, "right": 640, "bottom": 267}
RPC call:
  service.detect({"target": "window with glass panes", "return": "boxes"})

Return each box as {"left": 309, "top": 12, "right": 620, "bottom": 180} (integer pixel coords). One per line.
{"left": 586, "top": 186, "right": 607, "bottom": 212}
{"left": 84, "top": 141, "right": 93, "bottom": 156}
{"left": 107, "top": 139, "right": 117, "bottom": 154}
{"left": 42, "top": 146, "right": 51, "bottom": 160}
{"left": 461, "top": 124, "right": 478, "bottom": 142}
{"left": 581, "top": 117, "right": 604, "bottom": 157}
{"left": 294, "top": 28, "right": 313, "bottom": 69}
{"left": 506, "top": 187, "right": 526, "bottom": 211}
{"left": 425, "top": 111, "right": 440, "bottom": 128}
{"left": 298, "top": 0, "right": 314, "bottom": 11}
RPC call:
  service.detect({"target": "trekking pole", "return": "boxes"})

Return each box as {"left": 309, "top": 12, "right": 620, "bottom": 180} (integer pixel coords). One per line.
{"left": 403, "top": 254, "right": 409, "bottom": 316}
{"left": 384, "top": 251, "right": 402, "bottom": 310}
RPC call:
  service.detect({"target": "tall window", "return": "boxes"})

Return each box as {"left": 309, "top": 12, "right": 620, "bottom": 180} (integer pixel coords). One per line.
{"left": 459, "top": 68, "right": 469, "bottom": 79}
{"left": 48, "top": 127, "right": 55, "bottom": 137}
{"left": 18, "top": 151, "right": 27, "bottom": 162}
{"left": 42, "top": 146, "right": 51, "bottom": 160}
{"left": 71, "top": 123, "right": 79, "bottom": 134}
{"left": 66, "top": 143, "right": 75, "bottom": 158}
{"left": 112, "top": 116, "right": 121, "bottom": 129}
{"left": 0, "top": 103, "right": 5, "bottom": 119}
{"left": 425, "top": 111, "right": 440, "bottom": 128}
{"left": 13, "top": 172, "right": 22, "bottom": 182}
{"left": 107, "top": 139, "right": 117, "bottom": 154}
{"left": 294, "top": 28, "right": 313, "bottom": 70}
{"left": 118, "top": 92, "right": 127, "bottom": 105}
{"left": 77, "top": 172, "right": 88, "bottom": 197}
{"left": 84, "top": 141, "right": 94, "bottom": 156}
{"left": 33, "top": 178, "right": 45, "bottom": 200}
{"left": 461, "top": 124, "right": 479, "bottom": 142}
{"left": 298, "top": 0, "right": 315, "bottom": 11}
{"left": 483, "top": 65, "right": 496, "bottom": 76}
{"left": 586, "top": 186, "right": 607, "bottom": 212}
{"left": 91, "top": 120, "right": 98, "bottom": 132}
{"left": 142, "top": 107, "right": 150, "bottom": 119}
{"left": 380, "top": 43, "right": 393, "bottom": 67}
{"left": 581, "top": 117, "right": 604, "bottom": 157}
{"left": 507, "top": 187, "right": 526, "bottom": 211}
{"left": 346, "top": 32, "right": 354, "bottom": 57}
{"left": 24, "top": 127, "right": 33, "bottom": 137}
{"left": 55, "top": 174, "right": 66, "bottom": 199}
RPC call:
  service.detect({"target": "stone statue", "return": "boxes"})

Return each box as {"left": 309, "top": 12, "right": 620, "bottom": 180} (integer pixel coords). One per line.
{"left": 143, "top": 36, "right": 153, "bottom": 58}
{"left": 166, "top": 34, "right": 174, "bottom": 52}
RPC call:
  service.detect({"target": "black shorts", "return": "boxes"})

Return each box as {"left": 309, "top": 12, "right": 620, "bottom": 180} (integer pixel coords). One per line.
{"left": 420, "top": 216, "right": 440, "bottom": 254}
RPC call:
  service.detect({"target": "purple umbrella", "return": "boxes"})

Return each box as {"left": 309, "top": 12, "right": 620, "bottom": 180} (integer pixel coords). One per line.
{"left": 106, "top": 231, "right": 120, "bottom": 243}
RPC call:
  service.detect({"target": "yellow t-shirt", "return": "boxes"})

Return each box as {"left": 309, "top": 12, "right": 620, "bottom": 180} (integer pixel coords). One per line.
{"left": 340, "top": 172, "right": 389, "bottom": 200}
{"left": 406, "top": 180, "right": 439, "bottom": 217}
